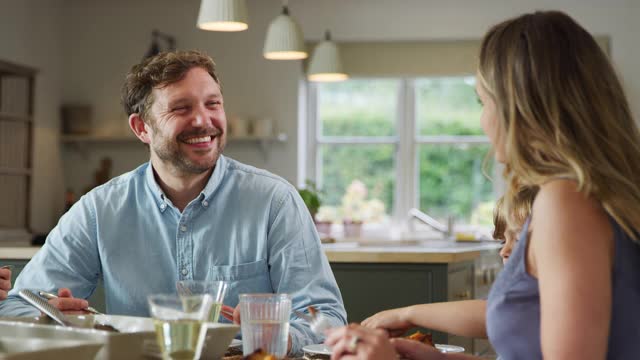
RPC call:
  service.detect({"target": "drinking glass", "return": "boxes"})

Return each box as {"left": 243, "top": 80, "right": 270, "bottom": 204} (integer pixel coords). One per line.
{"left": 239, "top": 293, "right": 291, "bottom": 358}
{"left": 176, "top": 280, "right": 228, "bottom": 323}
{"left": 148, "top": 293, "right": 214, "bottom": 360}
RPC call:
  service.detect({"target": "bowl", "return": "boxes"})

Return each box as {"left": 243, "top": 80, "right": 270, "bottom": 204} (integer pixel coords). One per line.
{"left": 0, "top": 315, "right": 155, "bottom": 360}
{"left": 0, "top": 336, "right": 103, "bottom": 360}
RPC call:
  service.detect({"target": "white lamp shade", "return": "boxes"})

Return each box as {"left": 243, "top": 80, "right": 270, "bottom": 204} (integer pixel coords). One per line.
{"left": 263, "top": 12, "right": 307, "bottom": 60}
{"left": 308, "top": 40, "right": 348, "bottom": 82}
{"left": 197, "top": 0, "right": 248, "bottom": 32}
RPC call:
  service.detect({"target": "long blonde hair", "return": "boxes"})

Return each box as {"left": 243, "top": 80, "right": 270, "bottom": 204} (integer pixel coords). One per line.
{"left": 494, "top": 169, "right": 539, "bottom": 241}
{"left": 479, "top": 11, "right": 640, "bottom": 241}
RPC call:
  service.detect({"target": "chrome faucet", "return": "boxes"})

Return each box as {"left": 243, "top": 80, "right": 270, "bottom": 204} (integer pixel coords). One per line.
{"left": 408, "top": 208, "right": 454, "bottom": 239}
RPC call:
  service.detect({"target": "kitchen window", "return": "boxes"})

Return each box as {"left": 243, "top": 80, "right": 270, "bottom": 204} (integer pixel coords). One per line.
{"left": 305, "top": 76, "right": 495, "bottom": 228}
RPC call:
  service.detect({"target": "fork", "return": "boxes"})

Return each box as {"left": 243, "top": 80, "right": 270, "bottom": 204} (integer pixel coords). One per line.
{"left": 19, "top": 289, "right": 72, "bottom": 327}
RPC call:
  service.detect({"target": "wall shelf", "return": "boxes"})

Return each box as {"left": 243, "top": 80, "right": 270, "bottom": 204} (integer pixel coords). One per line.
{"left": 60, "top": 133, "right": 288, "bottom": 160}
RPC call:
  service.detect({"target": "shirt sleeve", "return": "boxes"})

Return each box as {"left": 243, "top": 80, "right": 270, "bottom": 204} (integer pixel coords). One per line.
{"left": 0, "top": 194, "right": 101, "bottom": 317}
{"left": 266, "top": 187, "right": 348, "bottom": 356}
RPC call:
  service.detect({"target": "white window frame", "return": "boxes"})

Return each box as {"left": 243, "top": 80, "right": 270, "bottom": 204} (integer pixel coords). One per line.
{"left": 305, "top": 76, "right": 497, "bottom": 226}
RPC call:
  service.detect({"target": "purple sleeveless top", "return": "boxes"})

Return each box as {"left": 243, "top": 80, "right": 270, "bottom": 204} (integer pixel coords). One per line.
{"left": 486, "top": 216, "right": 640, "bottom": 359}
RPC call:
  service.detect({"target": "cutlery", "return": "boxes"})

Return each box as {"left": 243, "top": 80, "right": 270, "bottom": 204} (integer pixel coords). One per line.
{"left": 37, "top": 290, "right": 103, "bottom": 315}
{"left": 19, "top": 289, "right": 72, "bottom": 327}
{"left": 0, "top": 265, "right": 12, "bottom": 270}
{"left": 295, "top": 307, "right": 332, "bottom": 334}
{"left": 294, "top": 310, "right": 314, "bottom": 322}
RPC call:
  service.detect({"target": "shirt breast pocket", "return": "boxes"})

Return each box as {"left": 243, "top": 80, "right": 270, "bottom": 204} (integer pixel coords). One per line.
{"left": 208, "top": 259, "right": 273, "bottom": 297}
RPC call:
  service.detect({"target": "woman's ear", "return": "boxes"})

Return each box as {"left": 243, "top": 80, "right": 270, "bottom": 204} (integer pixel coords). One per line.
{"left": 129, "top": 113, "right": 151, "bottom": 144}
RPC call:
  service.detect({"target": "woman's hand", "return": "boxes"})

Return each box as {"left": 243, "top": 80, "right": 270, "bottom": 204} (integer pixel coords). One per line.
{"left": 325, "top": 324, "right": 397, "bottom": 360}
{"left": 361, "top": 307, "right": 413, "bottom": 337}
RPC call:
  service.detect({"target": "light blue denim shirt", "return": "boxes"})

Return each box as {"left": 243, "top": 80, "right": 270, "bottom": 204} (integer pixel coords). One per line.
{"left": 0, "top": 155, "right": 347, "bottom": 355}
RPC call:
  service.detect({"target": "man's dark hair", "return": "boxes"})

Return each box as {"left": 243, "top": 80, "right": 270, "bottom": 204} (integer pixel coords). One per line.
{"left": 121, "top": 50, "right": 220, "bottom": 122}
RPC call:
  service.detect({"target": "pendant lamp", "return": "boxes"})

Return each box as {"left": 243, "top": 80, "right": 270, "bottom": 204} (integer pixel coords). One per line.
{"left": 307, "top": 31, "right": 348, "bottom": 82}
{"left": 263, "top": 1, "right": 307, "bottom": 60}
{"left": 197, "top": 0, "right": 249, "bottom": 32}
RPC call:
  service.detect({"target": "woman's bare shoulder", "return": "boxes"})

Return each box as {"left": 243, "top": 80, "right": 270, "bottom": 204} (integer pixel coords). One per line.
{"left": 534, "top": 179, "right": 602, "bottom": 217}
{"left": 531, "top": 178, "right": 612, "bottom": 253}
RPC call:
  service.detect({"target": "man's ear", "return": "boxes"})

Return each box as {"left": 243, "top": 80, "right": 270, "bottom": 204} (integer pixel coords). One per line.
{"left": 129, "top": 113, "right": 151, "bottom": 144}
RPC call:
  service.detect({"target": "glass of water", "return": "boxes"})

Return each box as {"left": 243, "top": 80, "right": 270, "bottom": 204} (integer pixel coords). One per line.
{"left": 239, "top": 293, "right": 291, "bottom": 358}
{"left": 176, "top": 280, "right": 228, "bottom": 323}
{"left": 148, "top": 293, "right": 214, "bottom": 360}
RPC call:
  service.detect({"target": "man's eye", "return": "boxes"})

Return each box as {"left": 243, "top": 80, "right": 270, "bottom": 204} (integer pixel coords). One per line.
{"left": 476, "top": 97, "right": 483, "bottom": 106}
{"left": 207, "top": 101, "right": 221, "bottom": 106}
{"left": 173, "top": 106, "right": 189, "bottom": 112}
{"left": 500, "top": 240, "right": 506, "bottom": 245}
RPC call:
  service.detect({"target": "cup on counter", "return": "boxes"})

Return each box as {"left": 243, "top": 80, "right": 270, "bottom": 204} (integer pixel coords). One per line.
{"left": 176, "top": 280, "right": 228, "bottom": 323}
{"left": 148, "top": 293, "right": 214, "bottom": 360}
{"left": 253, "top": 117, "right": 273, "bottom": 137}
{"left": 239, "top": 293, "right": 291, "bottom": 358}
{"left": 229, "top": 115, "right": 250, "bottom": 138}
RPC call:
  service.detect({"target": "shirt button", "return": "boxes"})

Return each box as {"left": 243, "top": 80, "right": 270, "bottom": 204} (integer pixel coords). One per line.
{"left": 180, "top": 225, "right": 187, "bottom": 232}
{"left": 160, "top": 204, "right": 166, "bottom": 209}
{"left": 181, "top": 269, "right": 188, "bottom": 275}
{"left": 202, "top": 200, "right": 208, "bottom": 207}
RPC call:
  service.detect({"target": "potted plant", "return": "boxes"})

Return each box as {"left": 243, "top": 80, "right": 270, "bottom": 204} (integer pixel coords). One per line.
{"left": 340, "top": 180, "right": 386, "bottom": 238}
{"left": 298, "top": 180, "right": 321, "bottom": 220}
{"left": 298, "top": 180, "right": 334, "bottom": 236}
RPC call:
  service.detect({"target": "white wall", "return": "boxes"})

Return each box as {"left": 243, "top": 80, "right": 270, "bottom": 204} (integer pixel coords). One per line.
{"left": 3, "top": 0, "right": 639, "bottom": 231}
{"left": 0, "top": 0, "right": 65, "bottom": 234}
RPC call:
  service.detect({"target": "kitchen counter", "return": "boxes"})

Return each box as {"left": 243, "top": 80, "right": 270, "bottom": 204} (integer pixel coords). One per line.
{"left": 0, "top": 240, "right": 501, "bottom": 264}
{"left": 0, "top": 246, "right": 40, "bottom": 260}
{"left": 323, "top": 240, "right": 501, "bottom": 263}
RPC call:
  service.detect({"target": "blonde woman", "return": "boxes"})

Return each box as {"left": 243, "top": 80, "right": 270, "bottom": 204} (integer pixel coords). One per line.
{"left": 326, "top": 11, "right": 640, "bottom": 360}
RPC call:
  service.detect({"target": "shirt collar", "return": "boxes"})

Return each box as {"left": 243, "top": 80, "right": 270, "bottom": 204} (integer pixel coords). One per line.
{"left": 145, "top": 156, "right": 228, "bottom": 211}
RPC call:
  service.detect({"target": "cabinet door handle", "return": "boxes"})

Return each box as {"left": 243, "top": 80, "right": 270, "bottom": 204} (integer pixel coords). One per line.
{"left": 483, "top": 269, "right": 490, "bottom": 285}
{"left": 454, "top": 290, "right": 471, "bottom": 300}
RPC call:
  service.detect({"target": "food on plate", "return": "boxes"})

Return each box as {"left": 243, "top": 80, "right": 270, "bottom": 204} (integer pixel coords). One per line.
{"left": 93, "top": 323, "right": 119, "bottom": 332}
{"left": 405, "top": 331, "right": 434, "bottom": 347}
{"left": 243, "top": 348, "right": 277, "bottom": 360}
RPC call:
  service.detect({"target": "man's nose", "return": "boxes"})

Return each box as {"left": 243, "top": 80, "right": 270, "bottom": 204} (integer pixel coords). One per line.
{"left": 192, "top": 106, "right": 209, "bottom": 126}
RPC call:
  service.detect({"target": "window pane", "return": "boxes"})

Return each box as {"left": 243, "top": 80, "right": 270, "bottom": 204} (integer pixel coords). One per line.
{"left": 416, "top": 77, "right": 483, "bottom": 136}
{"left": 418, "top": 144, "right": 494, "bottom": 225}
{"left": 318, "top": 144, "right": 395, "bottom": 221}
{"left": 318, "top": 79, "right": 399, "bottom": 137}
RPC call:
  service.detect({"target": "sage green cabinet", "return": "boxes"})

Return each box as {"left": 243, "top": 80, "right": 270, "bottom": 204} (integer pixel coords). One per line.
{"left": 330, "top": 251, "right": 501, "bottom": 356}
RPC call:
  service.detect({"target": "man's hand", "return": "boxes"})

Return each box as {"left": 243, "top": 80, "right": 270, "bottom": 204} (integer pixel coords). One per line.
{"left": 48, "top": 288, "right": 90, "bottom": 315}
{"left": 0, "top": 266, "right": 12, "bottom": 301}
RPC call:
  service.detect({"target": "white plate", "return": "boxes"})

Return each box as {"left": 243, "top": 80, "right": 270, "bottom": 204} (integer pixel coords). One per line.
{"left": 230, "top": 339, "right": 242, "bottom": 348}
{"left": 302, "top": 343, "right": 465, "bottom": 355}
{"left": 302, "top": 344, "right": 332, "bottom": 355}
{"left": 435, "top": 344, "right": 465, "bottom": 353}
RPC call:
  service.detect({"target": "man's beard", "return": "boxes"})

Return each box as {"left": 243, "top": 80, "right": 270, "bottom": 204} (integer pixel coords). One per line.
{"left": 151, "top": 127, "right": 226, "bottom": 174}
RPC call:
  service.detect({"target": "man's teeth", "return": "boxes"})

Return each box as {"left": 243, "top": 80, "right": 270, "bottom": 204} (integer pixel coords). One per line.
{"left": 184, "top": 136, "right": 212, "bottom": 144}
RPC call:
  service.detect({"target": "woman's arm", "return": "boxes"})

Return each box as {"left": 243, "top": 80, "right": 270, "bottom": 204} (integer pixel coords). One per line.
{"left": 530, "top": 180, "right": 613, "bottom": 360}
{"left": 362, "top": 300, "right": 488, "bottom": 339}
